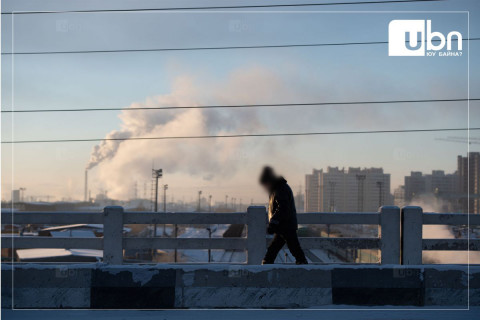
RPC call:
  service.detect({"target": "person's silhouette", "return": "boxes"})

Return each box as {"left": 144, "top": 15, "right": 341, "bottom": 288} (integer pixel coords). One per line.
{"left": 259, "top": 166, "right": 308, "bottom": 264}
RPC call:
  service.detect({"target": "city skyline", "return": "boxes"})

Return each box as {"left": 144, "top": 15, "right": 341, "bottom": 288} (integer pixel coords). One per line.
{"left": 6, "top": 152, "right": 477, "bottom": 211}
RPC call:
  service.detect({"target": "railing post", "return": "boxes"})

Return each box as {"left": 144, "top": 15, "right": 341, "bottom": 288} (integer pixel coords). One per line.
{"left": 401, "top": 206, "right": 423, "bottom": 265}
{"left": 379, "top": 206, "right": 400, "bottom": 264}
{"left": 103, "top": 206, "right": 124, "bottom": 264}
{"left": 247, "top": 206, "right": 267, "bottom": 265}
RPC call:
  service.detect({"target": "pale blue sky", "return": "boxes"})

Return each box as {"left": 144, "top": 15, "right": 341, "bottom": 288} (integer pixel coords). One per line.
{"left": 1, "top": 0, "right": 479, "bottom": 202}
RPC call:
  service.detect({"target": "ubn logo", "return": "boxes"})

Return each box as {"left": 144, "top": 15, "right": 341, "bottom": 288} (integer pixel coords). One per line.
{"left": 388, "top": 20, "right": 462, "bottom": 56}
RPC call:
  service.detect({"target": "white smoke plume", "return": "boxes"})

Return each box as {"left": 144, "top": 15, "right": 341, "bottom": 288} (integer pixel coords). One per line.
{"left": 409, "top": 194, "right": 480, "bottom": 264}
{"left": 86, "top": 131, "right": 132, "bottom": 170}
{"left": 87, "top": 67, "right": 287, "bottom": 199}
{"left": 86, "top": 65, "right": 461, "bottom": 202}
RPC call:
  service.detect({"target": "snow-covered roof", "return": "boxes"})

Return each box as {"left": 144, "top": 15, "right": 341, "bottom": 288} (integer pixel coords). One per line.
{"left": 41, "top": 224, "right": 104, "bottom": 232}
{"left": 41, "top": 224, "right": 130, "bottom": 233}
{"left": 16, "top": 248, "right": 102, "bottom": 260}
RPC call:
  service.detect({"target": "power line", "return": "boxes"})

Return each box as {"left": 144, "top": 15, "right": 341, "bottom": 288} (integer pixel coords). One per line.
{"left": 1, "top": 0, "right": 441, "bottom": 15}
{"left": 3, "top": 37, "right": 477, "bottom": 56}
{"left": 0, "top": 40, "right": 395, "bottom": 56}
{"left": 2, "top": 98, "right": 478, "bottom": 114}
{"left": 2, "top": 127, "right": 477, "bottom": 144}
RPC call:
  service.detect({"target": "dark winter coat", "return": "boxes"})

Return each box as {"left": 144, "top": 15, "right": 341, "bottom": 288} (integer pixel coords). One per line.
{"left": 268, "top": 177, "right": 298, "bottom": 232}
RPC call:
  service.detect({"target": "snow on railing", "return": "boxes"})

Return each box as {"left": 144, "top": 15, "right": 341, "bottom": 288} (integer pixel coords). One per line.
{"left": 2, "top": 206, "right": 479, "bottom": 265}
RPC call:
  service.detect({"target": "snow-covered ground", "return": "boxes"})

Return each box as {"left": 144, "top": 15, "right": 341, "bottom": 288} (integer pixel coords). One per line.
{"left": 173, "top": 226, "right": 339, "bottom": 264}
{"left": 177, "top": 227, "right": 337, "bottom": 264}
{"left": 3, "top": 307, "right": 479, "bottom": 320}
{"left": 171, "top": 225, "right": 247, "bottom": 263}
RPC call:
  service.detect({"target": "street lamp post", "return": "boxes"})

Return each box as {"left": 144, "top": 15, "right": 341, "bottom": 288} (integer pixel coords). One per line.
{"left": 163, "top": 184, "right": 168, "bottom": 236}
{"left": 152, "top": 169, "right": 163, "bottom": 237}
{"left": 206, "top": 225, "right": 217, "bottom": 263}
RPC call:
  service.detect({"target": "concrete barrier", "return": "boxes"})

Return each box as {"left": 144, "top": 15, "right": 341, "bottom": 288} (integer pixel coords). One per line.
{"left": 2, "top": 264, "right": 479, "bottom": 309}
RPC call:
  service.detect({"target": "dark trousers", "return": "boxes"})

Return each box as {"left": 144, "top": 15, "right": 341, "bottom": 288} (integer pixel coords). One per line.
{"left": 263, "top": 228, "right": 307, "bottom": 263}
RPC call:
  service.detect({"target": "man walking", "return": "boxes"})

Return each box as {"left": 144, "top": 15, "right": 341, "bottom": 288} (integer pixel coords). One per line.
{"left": 259, "top": 166, "right": 308, "bottom": 264}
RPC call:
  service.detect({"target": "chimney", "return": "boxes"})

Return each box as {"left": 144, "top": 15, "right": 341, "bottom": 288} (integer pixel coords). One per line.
{"left": 84, "top": 170, "right": 88, "bottom": 202}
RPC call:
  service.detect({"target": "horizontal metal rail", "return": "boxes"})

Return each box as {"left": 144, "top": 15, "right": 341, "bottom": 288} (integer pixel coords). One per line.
{"left": 299, "top": 237, "right": 380, "bottom": 249}
{"left": 1, "top": 237, "right": 381, "bottom": 251}
{"left": 124, "top": 237, "right": 246, "bottom": 250}
{"left": 2, "top": 236, "right": 103, "bottom": 249}
{"left": 1, "top": 211, "right": 382, "bottom": 226}
{"left": 123, "top": 212, "right": 247, "bottom": 224}
{"left": 422, "top": 239, "right": 480, "bottom": 251}
{"left": 297, "top": 212, "right": 380, "bottom": 225}
{"left": 423, "top": 212, "right": 480, "bottom": 225}
{"left": 1, "top": 211, "right": 103, "bottom": 225}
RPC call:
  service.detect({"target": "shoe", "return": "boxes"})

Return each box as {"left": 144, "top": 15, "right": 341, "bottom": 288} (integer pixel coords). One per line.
{"left": 295, "top": 260, "right": 308, "bottom": 265}
{"left": 262, "top": 259, "right": 274, "bottom": 265}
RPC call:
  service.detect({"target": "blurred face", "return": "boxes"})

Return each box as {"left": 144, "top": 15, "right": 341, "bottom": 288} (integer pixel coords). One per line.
{"left": 260, "top": 180, "right": 274, "bottom": 194}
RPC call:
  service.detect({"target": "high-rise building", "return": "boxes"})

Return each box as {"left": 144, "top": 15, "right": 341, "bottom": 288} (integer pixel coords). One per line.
{"left": 305, "top": 167, "right": 391, "bottom": 212}
{"left": 305, "top": 169, "right": 321, "bottom": 212}
{"left": 458, "top": 152, "right": 480, "bottom": 214}
{"left": 404, "top": 170, "right": 457, "bottom": 202}
{"left": 427, "top": 170, "right": 458, "bottom": 198}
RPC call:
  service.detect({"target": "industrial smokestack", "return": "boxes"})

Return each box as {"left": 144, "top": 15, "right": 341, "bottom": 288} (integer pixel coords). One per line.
{"left": 84, "top": 170, "right": 88, "bottom": 202}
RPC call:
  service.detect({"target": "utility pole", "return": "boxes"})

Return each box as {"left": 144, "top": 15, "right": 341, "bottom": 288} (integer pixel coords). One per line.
{"left": 197, "top": 191, "right": 202, "bottom": 212}
{"left": 163, "top": 184, "right": 168, "bottom": 236}
{"left": 163, "top": 184, "right": 168, "bottom": 212}
{"left": 208, "top": 195, "right": 212, "bottom": 212}
{"left": 225, "top": 195, "right": 228, "bottom": 209}
{"left": 356, "top": 174, "right": 366, "bottom": 257}
{"left": 153, "top": 169, "right": 163, "bottom": 212}
{"left": 206, "top": 226, "right": 216, "bottom": 263}
{"left": 152, "top": 169, "right": 163, "bottom": 237}
{"left": 84, "top": 170, "right": 88, "bottom": 202}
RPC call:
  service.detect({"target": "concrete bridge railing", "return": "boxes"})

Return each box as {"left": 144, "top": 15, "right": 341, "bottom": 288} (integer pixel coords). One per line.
{"left": 402, "top": 206, "right": 480, "bottom": 264}
{"left": 2, "top": 206, "right": 479, "bottom": 265}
